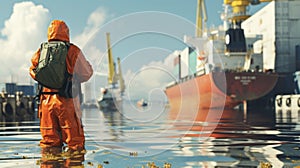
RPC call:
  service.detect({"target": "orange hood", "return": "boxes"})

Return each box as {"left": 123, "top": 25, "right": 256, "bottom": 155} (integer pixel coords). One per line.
{"left": 47, "top": 20, "right": 70, "bottom": 42}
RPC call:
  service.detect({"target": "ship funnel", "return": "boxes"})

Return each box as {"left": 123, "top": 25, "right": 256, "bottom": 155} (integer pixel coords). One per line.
{"left": 225, "top": 28, "right": 247, "bottom": 53}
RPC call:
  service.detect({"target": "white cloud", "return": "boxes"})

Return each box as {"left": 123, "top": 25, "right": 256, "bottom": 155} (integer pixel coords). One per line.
{"left": 124, "top": 60, "right": 175, "bottom": 102}
{"left": 0, "top": 1, "right": 50, "bottom": 83}
{"left": 121, "top": 49, "right": 180, "bottom": 101}
{"left": 73, "top": 7, "right": 109, "bottom": 78}
{"left": 73, "top": 7, "right": 107, "bottom": 48}
{"left": 0, "top": 2, "right": 108, "bottom": 86}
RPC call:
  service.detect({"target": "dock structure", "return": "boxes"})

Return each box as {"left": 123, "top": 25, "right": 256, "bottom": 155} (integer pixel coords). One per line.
{"left": 242, "top": 0, "right": 300, "bottom": 109}
{"left": 275, "top": 94, "right": 300, "bottom": 111}
{"left": 0, "top": 83, "right": 36, "bottom": 122}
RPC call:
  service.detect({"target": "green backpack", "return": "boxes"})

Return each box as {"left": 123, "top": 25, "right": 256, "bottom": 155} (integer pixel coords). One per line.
{"left": 34, "top": 41, "right": 69, "bottom": 89}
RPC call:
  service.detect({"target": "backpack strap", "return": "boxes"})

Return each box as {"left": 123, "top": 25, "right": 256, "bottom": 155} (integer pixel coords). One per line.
{"left": 35, "top": 83, "right": 59, "bottom": 97}
{"left": 40, "top": 91, "right": 59, "bottom": 95}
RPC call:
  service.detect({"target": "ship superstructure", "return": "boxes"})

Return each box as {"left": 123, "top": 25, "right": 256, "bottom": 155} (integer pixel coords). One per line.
{"left": 165, "top": 0, "right": 278, "bottom": 109}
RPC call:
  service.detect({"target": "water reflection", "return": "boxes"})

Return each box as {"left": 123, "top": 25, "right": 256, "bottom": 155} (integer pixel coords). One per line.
{"left": 83, "top": 101, "right": 172, "bottom": 157}
{"left": 100, "top": 107, "right": 124, "bottom": 140}
{"left": 2, "top": 102, "right": 300, "bottom": 167}
{"left": 39, "top": 147, "right": 85, "bottom": 168}
{"left": 276, "top": 109, "right": 300, "bottom": 124}
{"left": 168, "top": 105, "right": 300, "bottom": 167}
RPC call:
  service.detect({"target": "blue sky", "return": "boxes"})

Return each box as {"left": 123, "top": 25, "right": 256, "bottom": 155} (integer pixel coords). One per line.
{"left": 0, "top": 0, "right": 224, "bottom": 37}
{"left": 0, "top": 0, "right": 267, "bottom": 99}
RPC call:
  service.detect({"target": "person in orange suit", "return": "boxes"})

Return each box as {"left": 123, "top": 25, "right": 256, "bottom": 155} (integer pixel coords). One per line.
{"left": 29, "top": 20, "right": 93, "bottom": 154}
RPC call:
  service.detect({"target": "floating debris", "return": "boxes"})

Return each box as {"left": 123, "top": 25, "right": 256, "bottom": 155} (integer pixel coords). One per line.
{"left": 260, "top": 161, "right": 272, "bottom": 168}
{"left": 293, "top": 147, "right": 300, "bottom": 150}
{"left": 129, "top": 151, "right": 138, "bottom": 157}
{"left": 103, "top": 160, "right": 110, "bottom": 164}
{"left": 36, "top": 159, "right": 41, "bottom": 165}
{"left": 292, "top": 159, "right": 300, "bottom": 163}
{"left": 164, "top": 162, "right": 172, "bottom": 168}
{"left": 147, "top": 162, "right": 159, "bottom": 168}
{"left": 87, "top": 161, "right": 94, "bottom": 166}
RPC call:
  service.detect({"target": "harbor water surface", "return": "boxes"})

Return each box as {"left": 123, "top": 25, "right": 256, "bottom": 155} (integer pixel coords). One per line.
{"left": 0, "top": 102, "right": 300, "bottom": 168}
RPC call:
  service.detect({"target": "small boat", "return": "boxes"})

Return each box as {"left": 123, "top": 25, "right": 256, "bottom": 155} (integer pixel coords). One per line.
{"left": 97, "top": 87, "right": 122, "bottom": 110}
{"left": 137, "top": 99, "right": 148, "bottom": 107}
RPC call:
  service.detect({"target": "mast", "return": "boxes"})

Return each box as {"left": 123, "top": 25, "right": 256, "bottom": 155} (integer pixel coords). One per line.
{"left": 106, "top": 32, "right": 116, "bottom": 85}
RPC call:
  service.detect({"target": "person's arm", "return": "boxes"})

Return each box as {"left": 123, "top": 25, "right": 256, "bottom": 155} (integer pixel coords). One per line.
{"left": 73, "top": 49, "right": 93, "bottom": 83}
{"left": 29, "top": 49, "right": 40, "bottom": 80}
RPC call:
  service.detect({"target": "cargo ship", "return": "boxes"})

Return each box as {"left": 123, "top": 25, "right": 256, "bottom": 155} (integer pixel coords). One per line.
{"left": 165, "top": 0, "right": 278, "bottom": 109}
{"left": 97, "top": 33, "right": 125, "bottom": 111}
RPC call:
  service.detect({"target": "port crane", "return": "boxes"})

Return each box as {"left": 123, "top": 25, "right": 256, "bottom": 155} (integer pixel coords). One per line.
{"left": 106, "top": 32, "right": 117, "bottom": 85}
{"left": 196, "top": 0, "right": 207, "bottom": 37}
{"left": 196, "top": 0, "right": 272, "bottom": 35}
{"left": 223, "top": 0, "right": 272, "bottom": 52}
{"left": 196, "top": 0, "right": 272, "bottom": 52}
{"left": 223, "top": 0, "right": 273, "bottom": 28}
{"left": 97, "top": 33, "right": 125, "bottom": 110}
{"left": 105, "top": 32, "right": 125, "bottom": 93}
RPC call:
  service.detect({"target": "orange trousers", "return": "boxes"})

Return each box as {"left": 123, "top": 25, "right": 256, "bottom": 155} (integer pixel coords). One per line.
{"left": 39, "top": 94, "right": 85, "bottom": 150}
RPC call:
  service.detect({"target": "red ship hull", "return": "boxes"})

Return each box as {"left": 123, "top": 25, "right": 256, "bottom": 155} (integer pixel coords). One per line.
{"left": 165, "top": 71, "right": 278, "bottom": 109}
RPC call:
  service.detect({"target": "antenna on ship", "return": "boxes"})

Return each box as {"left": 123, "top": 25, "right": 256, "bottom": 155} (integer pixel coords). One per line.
{"left": 196, "top": 0, "right": 207, "bottom": 37}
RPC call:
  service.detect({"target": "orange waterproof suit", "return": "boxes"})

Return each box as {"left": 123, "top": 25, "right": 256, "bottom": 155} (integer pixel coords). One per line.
{"left": 29, "top": 20, "right": 93, "bottom": 151}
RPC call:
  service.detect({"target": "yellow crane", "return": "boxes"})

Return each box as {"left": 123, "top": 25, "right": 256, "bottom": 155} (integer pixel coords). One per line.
{"left": 106, "top": 32, "right": 117, "bottom": 85}
{"left": 105, "top": 32, "right": 125, "bottom": 92}
{"left": 196, "top": 0, "right": 207, "bottom": 37}
{"left": 223, "top": 0, "right": 273, "bottom": 27}
{"left": 195, "top": 0, "right": 272, "bottom": 32}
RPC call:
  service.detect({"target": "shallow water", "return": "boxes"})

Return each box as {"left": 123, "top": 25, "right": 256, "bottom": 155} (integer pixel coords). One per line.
{"left": 0, "top": 102, "right": 300, "bottom": 168}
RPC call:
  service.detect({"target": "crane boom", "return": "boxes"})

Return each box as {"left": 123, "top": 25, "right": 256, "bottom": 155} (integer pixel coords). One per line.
{"left": 196, "top": 0, "right": 207, "bottom": 37}
{"left": 106, "top": 32, "right": 116, "bottom": 85}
